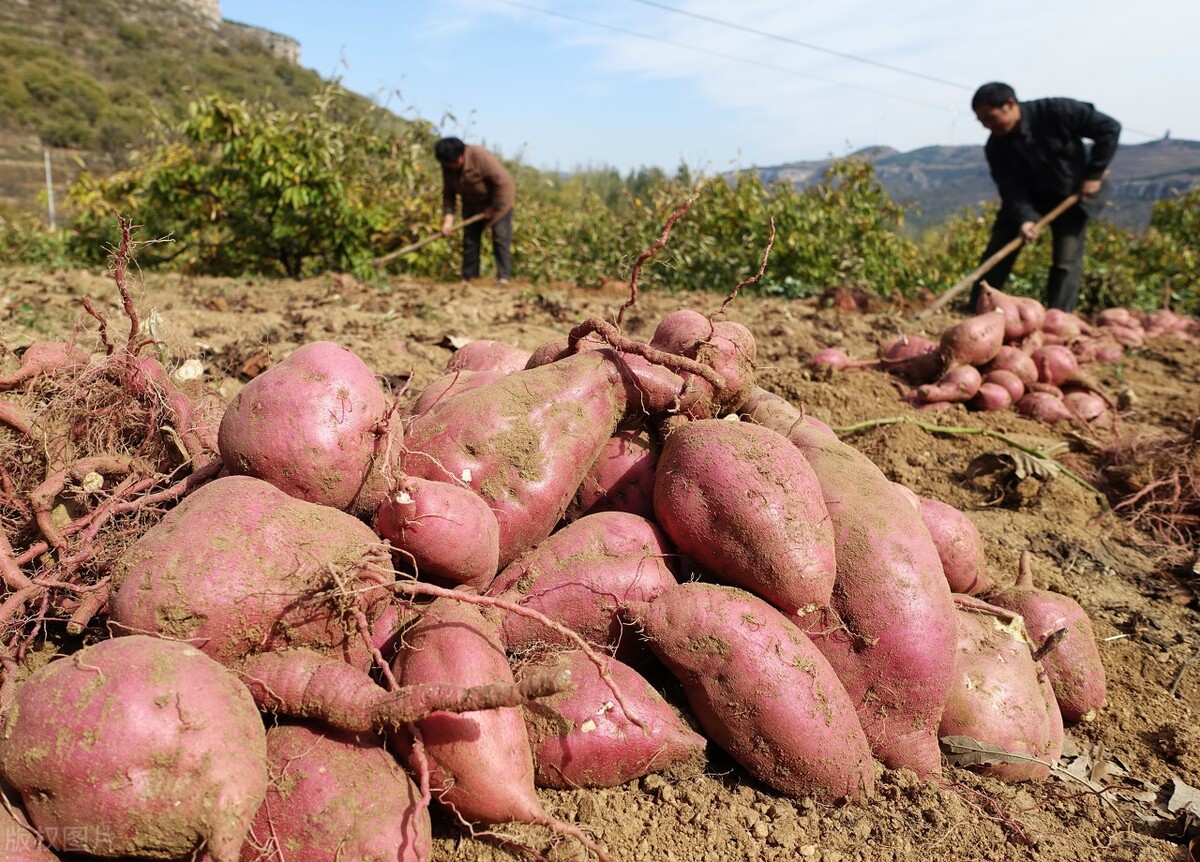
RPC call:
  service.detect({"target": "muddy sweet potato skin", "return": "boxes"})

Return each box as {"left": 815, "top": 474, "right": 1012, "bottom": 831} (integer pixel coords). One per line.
{"left": 239, "top": 722, "right": 430, "bottom": 862}
{"left": 983, "top": 578, "right": 1106, "bottom": 723}
{"left": 488, "top": 510, "right": 679, "bottom": 660}
{"left": 627, "top": 583, "right": 874, "bottom": 802}
{"left": 519, "top": 649, "right": 705, "bottom": 789}
{"left": 918, "top": 496, "right": 994, "bottom": 596}
{"left": 109, "top": 474, "right": 395, "bottom": 671}
{"left": 391, "top": 599, "right": 544, "bottom": 825}
{"left": 652, "top": 418, "right": 836, "bottom": 614}
{"left": 741, "top": 387, "right": 957, "bottom": 778}
{"left": 217, "top": 340, "right": 398, "bottom": 516}
{"left": 402, "top": 351, "right": 657, "bottom": 569}
{"left": 939, "top": 600, "right": 1065, "bottom": 781}
{"left": 0, "top": 636, "right": 267, "bottom": 862}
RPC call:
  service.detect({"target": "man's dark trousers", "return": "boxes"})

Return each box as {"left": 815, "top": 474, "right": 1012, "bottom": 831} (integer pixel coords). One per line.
{"left": 969, "top": 199, "right": 1089, "bottom": 313}
{"left": 461, "top": 206, "right": 513, "bottom": 281}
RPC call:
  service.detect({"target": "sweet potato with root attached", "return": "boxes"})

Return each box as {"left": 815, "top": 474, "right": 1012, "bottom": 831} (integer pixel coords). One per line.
{"left": 110, "top": 474, "right": 395, "bottom": 671}
{"left": 939, "top": 596, "right": 1064, "bottom": 781}
{"left": 740, "top": 386, "right": 956, "bottom": 777}
{"left": 389, "top": 599, "right": 612, "bottom": 860}
{"left": 239, "top": 647, "right": 570, "bottom": 733}
{"left": 239, "top": 722, "right": 430, "bottom": 862}
{"left": 918, "top": 497, "right": 994, "bottom": 595}
{"left": 217, "top": 340, "right": 399, "bottom": 517}
{"left": 626, "top": 583, "right": 874, "bottom": 802}
{"left": 518, "top": 649, "right": 706, "bottom": 789}
{"left": 981, "top": 554, "right": 1106, "bottom": 722}
{"left": 0, "top": 636, "right": 268, "bottom": 862}
{"left": 648, "top": 309, "right": 758, "bottom": 416}
{"left": 652, "top": 417, "right": 836, "bottom": 615}
{"left": 374, "top": 474, "right": 501, "bottom": 590}
{"left": 917, "top": 364, "right": 983, "bottom": 404}
{"left": 402, "top": 348, "right": 692, "bottom": 569}
{"left": 487, "top": 510, "right": 678, "bottom": 660}
{"left": 0, "top": 784, "right": 58, "bottom": 861}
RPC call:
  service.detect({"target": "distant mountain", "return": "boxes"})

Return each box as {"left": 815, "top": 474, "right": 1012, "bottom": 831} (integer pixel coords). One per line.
{"left": 751, "top": 138, "right": 1200, "bottom": 231}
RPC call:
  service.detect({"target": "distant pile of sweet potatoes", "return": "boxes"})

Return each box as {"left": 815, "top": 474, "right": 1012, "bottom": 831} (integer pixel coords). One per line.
{"left": 0, "top": 279, "right": 1110, "bottom": 860}
{"left": 813, "top": 283, "right": 1198, "bottom": 427}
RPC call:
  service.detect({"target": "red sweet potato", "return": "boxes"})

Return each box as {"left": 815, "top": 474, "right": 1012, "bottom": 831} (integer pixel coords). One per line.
{"left": 390, "top": 598, "right": 544, "bottom": 825}
{"left": 647, "top": 309, "right": 758, "bottom": 416}
{"left": 518, "top": 649, "right": 705, "bottom": 789}
{"left": 487, "top": 510, "right": 679, "bottom": 661}
{"left": 626, "top": 583, "right": 874, "bottom": 802}
{"left": 917, "top": 497, "right": 994, "bottom": 595}
{"left": 569, "top": 423, "right": 660, "bottom": 521}
{"left": 652, "top": 417, "right": 836, "bottom": 614}
{"left": 939, "top": 597, "right": 1064, "bottom": 782}
{"left": 938, "top": 309, "right": 1006, "bottom": 369}
{"left": 445, "top": 338, "right": 533, "bottom": 375}
{"left": 741, "top": 386, "right": 957, "bottom": 777}
{"left": 408, "top": 367, "right": 505, "bottom": 417}
{"left": 0, "top": 784, "right": 59, "bottom": 861}
{"left": 982, "top": 555, "right": 1107, "bottom": 723}
{"left": 0, "top": 636, "right": 268, "bottom": 862}
{"left": 239, "top": 723, "right": 430, "bottom": 862}
{"left": 217, "top": 340, "right": 399, "bottom": 517}
{"left": 374, "top": 474, "right": 501, "bottom": 590}
{"left": 402, "top": 348, "right": 689, "bottom": 568}
{"left": 109, "top": 475, "right": 395, "bottom": 671}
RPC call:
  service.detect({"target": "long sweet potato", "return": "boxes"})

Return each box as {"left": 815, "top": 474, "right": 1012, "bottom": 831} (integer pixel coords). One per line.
{"left": 652, "top": 417, "right": 836, "bottom": 614}
{"left": 741, "top": 387, "right": 957, "bottom": 777}
{"left": 626, "top": 583, "right": 874, "bottom": 802}
{"left": 487, "top": 510, "right": 679, "bottom": 660}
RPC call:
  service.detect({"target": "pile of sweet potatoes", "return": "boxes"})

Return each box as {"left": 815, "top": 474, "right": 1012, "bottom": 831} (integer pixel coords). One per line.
{"left": 812, "top": 284, "right": 1198, "bottom": 428}
{"left": 0, "top": 290, "right": 1112, "bottom": 861}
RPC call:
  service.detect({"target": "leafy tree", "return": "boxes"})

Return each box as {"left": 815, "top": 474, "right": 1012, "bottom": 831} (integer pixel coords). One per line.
{"left": 68, "top": 89, "right": 444, "bottom": 279}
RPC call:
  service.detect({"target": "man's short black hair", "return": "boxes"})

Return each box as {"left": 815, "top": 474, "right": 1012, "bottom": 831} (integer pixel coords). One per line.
{"left": 434, "top": 137, "right": 466, "bottom": 163}
{"left": 971, "top": 82, "right": 1017, "bottom": 111}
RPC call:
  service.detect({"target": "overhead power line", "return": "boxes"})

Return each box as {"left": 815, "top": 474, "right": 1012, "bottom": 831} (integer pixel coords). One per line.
{"left": 491, "top": 0, "right": 958, "bottom": 114}
{"left": 624, "top": 0, "right": 971, "bottom": 90}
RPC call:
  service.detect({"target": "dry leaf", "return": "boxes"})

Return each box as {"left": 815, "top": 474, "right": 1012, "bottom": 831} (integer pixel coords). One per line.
{"left": 966, "top": 449, "right": 1064, "bottom": 483}
{"left": 1169, "top": 777, "right": 1200, "bottom": 816}
{"left": 940, "top": 735, "right": 1048, "bottom": 769}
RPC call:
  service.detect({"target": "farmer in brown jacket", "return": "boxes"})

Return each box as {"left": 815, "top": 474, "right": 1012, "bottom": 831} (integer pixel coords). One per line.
{"left": 435, "top": 137, "right": 515, "bottom": 283}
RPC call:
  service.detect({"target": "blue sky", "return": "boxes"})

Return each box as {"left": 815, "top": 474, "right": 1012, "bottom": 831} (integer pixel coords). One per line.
{"left": 221, "top": 1, "right": 1199, "bottom": 175}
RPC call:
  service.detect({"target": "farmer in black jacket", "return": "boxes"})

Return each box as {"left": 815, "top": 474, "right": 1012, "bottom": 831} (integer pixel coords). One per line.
{"left": 970, "top": 82, "right": 1121, "bottom": 312}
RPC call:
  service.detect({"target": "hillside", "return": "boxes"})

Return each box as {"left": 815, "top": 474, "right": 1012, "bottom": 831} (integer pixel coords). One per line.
{"left": 0, "top": 0, "right": 376, "bottom": 218}
{"left": 753, "top": 138, "right": 1200, "bottom": 231}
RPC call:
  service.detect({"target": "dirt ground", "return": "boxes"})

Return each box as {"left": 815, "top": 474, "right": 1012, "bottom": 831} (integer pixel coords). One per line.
{"left": 2, "top": 264, "right": 1198, "bottom": 862}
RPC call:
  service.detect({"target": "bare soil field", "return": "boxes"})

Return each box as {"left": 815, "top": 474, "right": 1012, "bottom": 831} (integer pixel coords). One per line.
{"left": 1, "top": 265, "right": 1198, "bottom": 862}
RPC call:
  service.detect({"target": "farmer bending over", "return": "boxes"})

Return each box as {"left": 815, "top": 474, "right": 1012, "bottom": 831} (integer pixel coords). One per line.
{"left": 970, "top": 82, "right": 1120, "bottom": 312}
{"left": 435, "top": 137, "right": 516, "bottom": 284}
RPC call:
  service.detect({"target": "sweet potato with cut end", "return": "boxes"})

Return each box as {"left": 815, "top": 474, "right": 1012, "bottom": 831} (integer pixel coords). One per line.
{"left": 518, "top": 649, "right": 705, "bottom": 789}
{"left": 652, "top": 417, "right": 836, "bottom": 615}
{"left": 239, "top": 722, "right": 430, "bottom": 862}
{"left": 110, "top": 474, "right": 395, "bottom": 671}
{"left": 918, "top": 497, "right": 994, "bottom": 596}
{"left": 626, "top": 583, "right": 874, "bottom": 802}
{"left": 488, "top": 510, "right": 678, "bottom": 661}
{"left": 0, "top": 636, "right": 267, "bottom": 862}
{"left": 374, "top": 474, "right": 501, "bottom": 590}
{"left": 217, "top": 340, "right": 399, "bottom": 517}
{"left": 982, "top": 556, "right": 1106, "bottom": 723}
{"left": 740, "top": 386, "right": 956, "bottom": 778}
{"left": 939, "top": 597, "right": 1064, "bottom": 782}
